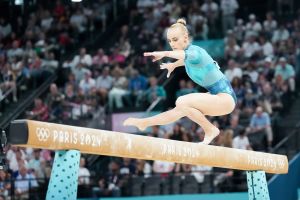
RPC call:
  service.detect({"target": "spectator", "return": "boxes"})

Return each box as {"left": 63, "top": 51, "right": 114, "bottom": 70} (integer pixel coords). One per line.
{"left": 188, "top": 3, "right": 202, "bottom": 29}
{"left": 241, "top": 35, "right": 260, "bottom": 58}
{"left": 243, "top": 60, "right": 259, "bottom": 83}
{"left": 221, "top": 129, "right": 234, "bottom": 148}
{"left": 120, "top": 158, "right": 136, "bottom": 175}
{"left": 26, "top": 98, "right": 49, "bottom": 121}
{"left": 191, "top": 165, "right": 212, "bottom": 184}
{"left": 259, "top": 57, "right": 275, "bottom": 81}
{"left": 274, "top": 57, "right": 296, "bottom": 93}
{"left": 227, "top": 114, "right": 244, "bottom": 137}
{"left": 15, "top": 165, "right": 38, "bottom": 200}
{"left": 6, "top": 146, "right": 27, "bottom": 172}
{"left": 72, "top": 48, "right": 92, "bottom": 69}
{"left": 0, "top": 170, "right": 11, "bottom": 198}
{"left": 10, "top": 56, "right": 26, "bottom": 82}
{"left": 259, "top": 83, "right": 283, "bottom": 114}
{"left": 234, "top": 19, "right": 245, "bottom": 43}
{"left": 272, "top": 24, "right": 290, "bottom": 43}
{"left": 65, "top": 73, "right": 78, "bottom": 92}
{"left": 224, "top": 37, "right": 241, "bottom": 60}
{"left": 0, "top": 18, "right": 12, "bottom": 39}
{"left": 144, "top": 76, "right": 166, "bottom": 110}
{"left": 224, "top": 59, "right": 242, "bottom": 82}
{"left": 165, "top": 1, "right": 180, "bottom": 21}
{"left": 245, "top": 14, "right": 262, "bottom": 38}
{"left": 232, "top": 128, "right": 252, "bottom": 150}
{"left": 23, "top": 40, "right": 35, "bottom": 60}
{"left": 128, "top": 69, "right": 147, "bottom": 107}
{"left": 46, "top": 83, "right": 65, "bottom": 120}
{"left": 249, "top": 106, "right": 273, "bottom": 148}
{"left": 0, "top": 63, "right": 17, "bottom": 102}
{"left": 6, "top": 40, "right": 24, "bottom": 61}
{"left": 96, "top": 67, "right": 114, "bottom": 99}
{"left": 273, "top": 75, "right": 289, "bottom": 101}
{"left": 263, "top": 12, "right": 277, "bottom": 36}
{"left": 92, "top": 160, "right": 123, "bottom": 197}
{"left": 28, "top": 53, "right": 42, "bottom": 75}
{"left": 231, "top": 77, "right": 245, "bottom": 108}
{"left": 109, "top": 48, "right": 126, "bottom": 65}
{"left": 78, "top": 157, "right": 91, "bottom": 185}
{"left": 193, "top": 16, "right": 209, "bottom": 40}
{"left": 153, "top": 160, "right": 175, "bottom": 177}
{"left": 241, "top": 89, "right": 257, "bottom": 116}
{"left": 135, "top": 160, "right": 152, "bottom": 178}
{"left": 27, "top": 149, "right": 46, "bottom": 181}
{"left": 201, "top": 0, "right": 219, "bottom": 36}
{"left": 213, "top": 167, "right": 234, "bottom": 192}
{"left": 83, "top": 86, "right": 100, "bottom": 117}
{"left": 63, "top": 84, "right": 77, "bottom": 118}
{"left": 108, "top": 67, "right": 129, "bottom": 110}
{"left": 42, "top": 52, "right": 58, "bottom": 73}
{"left": 79, "top": 71, "right": 96, "bottom": 95}
{"left": 119, "top": 38, "right": 131, "bottom": 58}
{"left": 258, "top": 35, "right": 274, "bottom": 57}
{"left": 70, "top": 9, "right": 88, "bottom": 35}
{"left": 220, "top": 0, "right": 239, "bottom": 34}
{"left": 72, "top": 62, "right": 90, "bottom": 83}
{"left": 40, "top": 10, "right": 53, "bottom": 31}
{"left": 92, "top": 48, "right": 109, "bottom": 69}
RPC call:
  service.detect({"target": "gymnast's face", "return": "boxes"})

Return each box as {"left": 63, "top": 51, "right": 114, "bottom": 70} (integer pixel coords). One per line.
{"left": 167, "top": 27, "right": 188, "bottom": 50}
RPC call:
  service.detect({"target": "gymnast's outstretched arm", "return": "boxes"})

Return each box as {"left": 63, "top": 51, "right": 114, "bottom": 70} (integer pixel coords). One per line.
{"left": 144, "top": 50, "right": 185, "bottom": 61}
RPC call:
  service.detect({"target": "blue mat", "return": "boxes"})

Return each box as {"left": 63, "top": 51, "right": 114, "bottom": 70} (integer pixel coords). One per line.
{"left": 79, "top": 193, "right": 248, "bottom": 200}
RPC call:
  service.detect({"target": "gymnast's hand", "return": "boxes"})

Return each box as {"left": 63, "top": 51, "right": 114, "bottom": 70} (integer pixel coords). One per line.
{"left": 160, "top": 63, "right": 176, "bottom": 78}
{"left": 144, "top": 51, "right": 165, "bottom": 62}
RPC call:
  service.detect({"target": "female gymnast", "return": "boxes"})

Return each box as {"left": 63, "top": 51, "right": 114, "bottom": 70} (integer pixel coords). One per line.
{"left": 123, "top": 19, "right": 237, "bottom": 145}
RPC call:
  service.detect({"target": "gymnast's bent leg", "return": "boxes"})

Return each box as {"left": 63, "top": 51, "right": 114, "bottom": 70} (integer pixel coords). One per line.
{"left": 123, "top": 92, "right": 235, "bottom": 144}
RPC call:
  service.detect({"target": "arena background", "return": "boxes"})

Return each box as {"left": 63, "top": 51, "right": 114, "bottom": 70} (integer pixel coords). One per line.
{"left": 0, "top": 0, "right": 300, "bottom": 199}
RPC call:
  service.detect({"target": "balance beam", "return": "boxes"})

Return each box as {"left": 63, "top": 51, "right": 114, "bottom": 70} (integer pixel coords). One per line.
{"left": 8, "top": 119, "right": 288, "bottom": 174}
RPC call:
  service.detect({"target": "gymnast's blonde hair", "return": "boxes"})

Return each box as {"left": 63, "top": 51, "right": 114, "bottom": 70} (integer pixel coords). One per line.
{"left": 168, "top": 18, "right": 189, "bottom": 37}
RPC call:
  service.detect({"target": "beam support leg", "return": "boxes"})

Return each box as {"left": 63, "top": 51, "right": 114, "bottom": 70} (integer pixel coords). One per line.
{"left": 247, "top": 171, "right": 270, "bottom": 200}
{"left": 46, "top": 150, "right": 81, "bottom": 200}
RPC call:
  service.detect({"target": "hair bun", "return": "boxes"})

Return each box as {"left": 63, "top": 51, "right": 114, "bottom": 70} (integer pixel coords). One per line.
{"left": 176, "top": 18, "right": 186, "bottom": 26}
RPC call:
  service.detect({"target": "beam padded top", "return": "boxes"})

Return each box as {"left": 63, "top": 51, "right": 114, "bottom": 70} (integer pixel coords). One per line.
{"left": 8, "top": 119, "right": 289, "bottom": 174}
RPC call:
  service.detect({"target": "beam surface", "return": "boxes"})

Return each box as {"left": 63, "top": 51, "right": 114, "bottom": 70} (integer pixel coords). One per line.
{"left": 9, "top": 120, "right": 288, "bottom": 174}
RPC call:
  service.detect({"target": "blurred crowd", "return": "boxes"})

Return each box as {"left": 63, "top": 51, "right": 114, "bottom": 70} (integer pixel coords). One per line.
{"left": 0, "top": 0, "right": 111, "bottom": 116}
{"left": 1, "top": 0, "right": 300, "bottom": 199}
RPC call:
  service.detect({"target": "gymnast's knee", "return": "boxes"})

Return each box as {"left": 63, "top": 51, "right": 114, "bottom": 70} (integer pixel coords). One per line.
{"left": 175, "top": 96, "right": 188, "bottom": 108}
{"left": 175, "top": 97, "right": 201, "bottom": 114}
{"left": 174, "top": 98, "right": 188, "bottom": 114}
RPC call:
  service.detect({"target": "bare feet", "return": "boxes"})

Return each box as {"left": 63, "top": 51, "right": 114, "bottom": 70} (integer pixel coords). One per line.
{"left": 123, "top": 118, "right": 148, "bottom": 131}
{"left": 200, "top": 126, "right": 220, "bottom": 145}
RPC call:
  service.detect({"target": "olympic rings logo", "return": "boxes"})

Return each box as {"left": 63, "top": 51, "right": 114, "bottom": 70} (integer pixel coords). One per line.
{"left": 36, "top": 127, "right": 50, "bottom": 142}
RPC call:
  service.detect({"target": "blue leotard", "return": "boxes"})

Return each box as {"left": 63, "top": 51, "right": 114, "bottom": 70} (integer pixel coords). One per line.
{"left": 184, "top": 44, "right": 237, "bottom": 103}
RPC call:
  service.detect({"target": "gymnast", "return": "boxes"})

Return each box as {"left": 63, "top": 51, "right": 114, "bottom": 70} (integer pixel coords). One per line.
{"left": 123, "top": 18, "right": 237, "bottom": 145}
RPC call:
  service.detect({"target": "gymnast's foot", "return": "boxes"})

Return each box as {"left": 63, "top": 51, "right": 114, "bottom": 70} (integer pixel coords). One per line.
{"left": 200, "top": 127, "right": 220, "bottom": 145}
{"left": 123, "top": 118, "right": 148, "bottom": 131}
